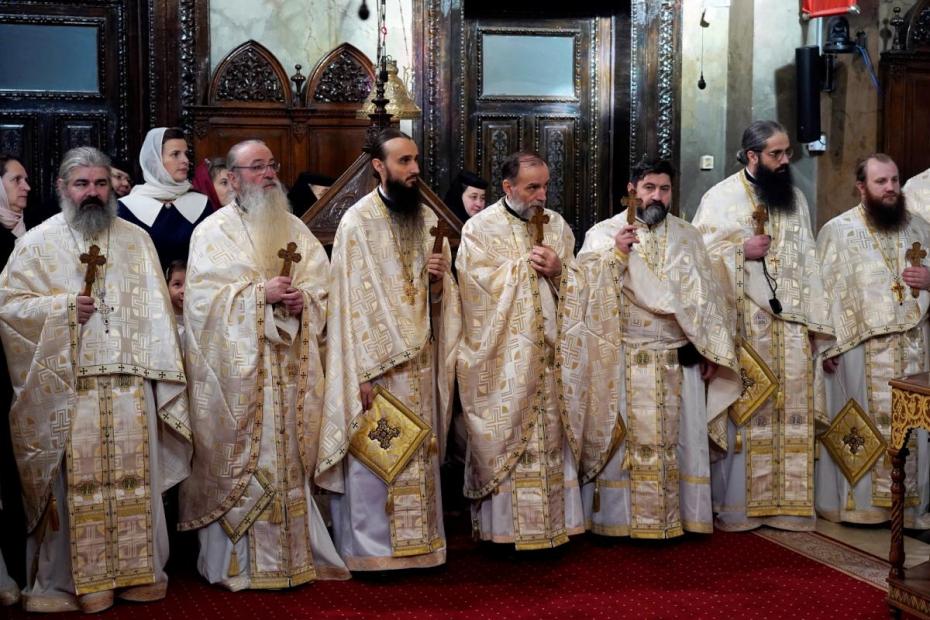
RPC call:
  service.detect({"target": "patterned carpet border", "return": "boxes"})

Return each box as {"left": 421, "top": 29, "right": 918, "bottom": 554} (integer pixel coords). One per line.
{"left": 753, "top": 528, "right": 889, "bottom": 591}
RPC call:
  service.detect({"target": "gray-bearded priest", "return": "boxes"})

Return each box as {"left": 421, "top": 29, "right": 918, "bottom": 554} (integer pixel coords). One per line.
{"left": 0, "top": 147, "right": 191, "bottom": 613}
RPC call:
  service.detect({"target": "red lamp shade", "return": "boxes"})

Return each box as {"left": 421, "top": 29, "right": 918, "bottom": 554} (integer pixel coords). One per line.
{"left": 801, "top": 0, "right": 859, "bottom": 18}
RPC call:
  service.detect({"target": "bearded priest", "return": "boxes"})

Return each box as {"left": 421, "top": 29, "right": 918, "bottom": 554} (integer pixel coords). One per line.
{"left": 816, "top": 154, "right": 930, "bottom": 528}
{"left": 180, "top": 140, "right": 348, "bottom": 589}
{"left": 0, "top": 147, "right": 191, "bottom": 613}
{"left": 318, "top": 128, "right": 461, "bottom": 571}
{"left": 692, "top": 120, "right": 833, "bottom": 531}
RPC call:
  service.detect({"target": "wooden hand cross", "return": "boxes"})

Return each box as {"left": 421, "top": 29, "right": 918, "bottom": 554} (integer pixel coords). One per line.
{"left": 430, "top": 219, "right": 450, "bottom": 255}
{"left": 529, "top": 207, "right": 549, "bottom": 246}
{"left": 278, "top": 241, "right": 302, "bottom": 277}
{"left": 621, "top": 190, "right": 643, "bottom": 225}
{"left": 80, "top": 245, "right": 106, "bottom": 297}
{"left": 906, "top": 241, "right": 927, "bottom": 298}
{"left": 752, "top": 206, "right": 769, "bottom": 236}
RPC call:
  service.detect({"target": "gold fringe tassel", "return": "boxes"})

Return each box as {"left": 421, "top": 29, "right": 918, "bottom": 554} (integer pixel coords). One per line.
{"left": 227, "top": 547, "right": 240, "bottom": 578}
{"left": 385, "top": 488, "right": 394, "bottom": 515}
{"left": 592, "top": 483, "right": 601, "bottom": 514}
{"left": 269, "top": 497, "right": 284, "bottom": 525}
{"left": 845, "top": 487, "right": 856, "bottom": 512}
{"left": 735, "top": 430, "right": 743, "bottom": 454}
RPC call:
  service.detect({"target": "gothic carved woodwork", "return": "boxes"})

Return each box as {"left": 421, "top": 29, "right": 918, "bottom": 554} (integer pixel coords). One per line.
{"left": 880, "top": 0, "right": 930, "bottom": 184}
{"left": 191, "top": 42, "right": 379, "bottom": 206}
{"left": 474, "top": 116, "right": 521, "bottom": 204}
{"left": 209, "top": 41, "right": 290, "bottom": 105}
{"left": 305, "top": 43, "right": 374, "bottom": 105}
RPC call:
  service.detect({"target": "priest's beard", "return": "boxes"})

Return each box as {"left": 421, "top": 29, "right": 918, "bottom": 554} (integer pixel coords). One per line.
{"left": 753, "top": 163, "right": 796, "bottom": 213}
{"left": 60, "top": 194, "right": 117, "bottom": 238}
{"left": 383, "top": 177, "right": 424, "bottom": 248}
{"left": 863, "top": 188, "right": 909, "bottom": 232}
{"left": 238, "top": 180, "right": 293, "bottom": 278}
{"left": 505, "top": 193, "right": 543, "bottom": 219}
{"left": 639, "top": 200, "right": 669, "bottom": 227}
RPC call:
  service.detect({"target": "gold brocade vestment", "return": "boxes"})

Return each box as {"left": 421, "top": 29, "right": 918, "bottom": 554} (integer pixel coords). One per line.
{"left": 179, "top": 205, "right": 346, "bottom": 587}
{"left": 577, "top": 212, "right": 739, "bottom": 538}
{"left": 0, "top": 215, "right": 190, "bottom": 601}
{"left": 815, "top": 205, "right": 930, "bottom": 525}
{"left": 693, "top": 171, "right": 833, "bottom": 529}
{"left": 456, "top": 200, "right": 586, "bottom": 549}
{"left": 317, "top": 191, "right": 461, "bottom": 570}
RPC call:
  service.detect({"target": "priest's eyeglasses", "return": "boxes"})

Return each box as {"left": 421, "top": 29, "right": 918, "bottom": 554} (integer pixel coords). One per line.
{"left": 233, "top": 162, "right": 281, "bottom": 174}
{"left": 755, "top": 147, "right": 793, "bottom": 161}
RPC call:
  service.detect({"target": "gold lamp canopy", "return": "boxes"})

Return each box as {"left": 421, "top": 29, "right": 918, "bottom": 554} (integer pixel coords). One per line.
{"left": 357, "top": 57, "right": 422, "bottom": 120}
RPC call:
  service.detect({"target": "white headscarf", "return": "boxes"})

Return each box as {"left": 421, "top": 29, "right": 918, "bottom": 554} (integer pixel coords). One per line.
{"left": 121, "top": 127, "right": 208, "bottom": 226}
{"left": 130, "top": 127, "right": 192, "bottom": 202}
{"left": 0, "top": 168, "right": 26, "bottom": 238}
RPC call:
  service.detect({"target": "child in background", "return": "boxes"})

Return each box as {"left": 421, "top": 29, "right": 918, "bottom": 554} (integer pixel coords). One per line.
{"left": 166, "top": 258, "right": 186, "bottom": 344}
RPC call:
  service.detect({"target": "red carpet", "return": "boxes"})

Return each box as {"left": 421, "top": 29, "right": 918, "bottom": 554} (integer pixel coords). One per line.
{"left": 5, "top": 518, "right": 888, "bottom": 619}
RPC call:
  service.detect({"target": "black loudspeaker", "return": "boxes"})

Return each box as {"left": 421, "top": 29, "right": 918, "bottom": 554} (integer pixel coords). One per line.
{"left": 796, "top": 46, "right": 822, "bottom": 144}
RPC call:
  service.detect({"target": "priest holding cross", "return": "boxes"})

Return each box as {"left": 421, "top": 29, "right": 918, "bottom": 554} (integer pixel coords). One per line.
{"left": 456, "top": 150, "right": 586, "bottom": 550}
{"left": 320, "top": 128, "right": 461, "bottom": 571}
{"left": 817, "top": 153, "right": 930, "bottom": 529}
{"left": 181, "top": 139, "right": 348, "bottom": 590}
{"left": 0, "top": 147, "right": 191, "bottom": 613}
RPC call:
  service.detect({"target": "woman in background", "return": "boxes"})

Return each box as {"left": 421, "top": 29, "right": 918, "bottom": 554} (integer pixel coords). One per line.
{"left": 443, "top": 170, "right": 488, "bottom": 223}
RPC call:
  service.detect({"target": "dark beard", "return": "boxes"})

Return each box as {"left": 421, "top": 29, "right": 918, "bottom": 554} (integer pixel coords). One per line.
{"left": 752, "top": 165, "right": 796, "bottom": 213}
{"left": 864, "top": 192, "right": 909, "bottom": 232}
{"left": 384, "top": 177, "right": 421, "bottom": 223}
{"left": 640, "top": 201, "right": 669, "bottom": 227}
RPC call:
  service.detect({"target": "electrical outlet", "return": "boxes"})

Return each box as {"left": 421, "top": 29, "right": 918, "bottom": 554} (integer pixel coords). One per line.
{"left": 700, "top": 155, "right": 714, "bottom": 170}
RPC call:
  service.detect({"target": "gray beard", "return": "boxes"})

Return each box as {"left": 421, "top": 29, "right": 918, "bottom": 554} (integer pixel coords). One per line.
{"left": 506, "top": 195, "right": 538, "bottom": 218}
{"left": 237, "top": 180, "right": 293, "bottom": 277}
{"left": 60, "top": 195, "right": 117, "bottom": 238}
{"left": 641, "top": 202, "right": 669, "bottom": 227}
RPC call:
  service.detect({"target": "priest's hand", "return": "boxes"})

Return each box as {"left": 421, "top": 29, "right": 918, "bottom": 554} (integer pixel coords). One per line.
{"left": 280, "top": 288, "right": 303, "bottom": 316}
{"left": 427, "top": 253, "right": 449, "bottom": 282}
{"left": 76, "top": 295, "right": 96, "bottom": 325}
{"left": 744, "top": 234, "right": 771, "bottom": 260}
{"left": 530, "top": 245, "right": 562, "bottom": 279}
{"left": 823, "top": 356, "right": 840, "bottom": 374}
{"left": 614, "top": 225, "right": 639, "bottom": 254}
{"left": 360, "top": 381, "right": 374, "bottom": 411}
{"left": 902, "top": 265, "right": 930, "bottom": 292}
{"left": 265, "top": 276, "right": 292, "bottom": 304}
{"left": 700, "top": 357, "right": 719, "bottom": 382}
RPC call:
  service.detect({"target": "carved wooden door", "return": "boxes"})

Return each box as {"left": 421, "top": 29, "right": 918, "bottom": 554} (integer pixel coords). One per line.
{"left": 462, "top": 15, "right": 613, "bottom": 243}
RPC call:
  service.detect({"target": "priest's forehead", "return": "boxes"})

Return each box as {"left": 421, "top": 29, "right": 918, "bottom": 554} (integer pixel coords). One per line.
{"left": 235, "top": 141, "right": 275, "bottom": 165}
{"left": 383, "top": 137, "right": 418, "bottom": 160}
{"left": 65, "top": 165, "right": 111, "bottom": 185}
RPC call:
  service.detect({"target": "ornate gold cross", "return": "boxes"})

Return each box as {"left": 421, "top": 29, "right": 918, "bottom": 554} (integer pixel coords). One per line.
{"left": 892, "top": 279, "right": 906, "bottom": 304}
{"left": 622, "top": 189, "right": 643, "bottom": 225}
{"left": 80, "top": 244, "right": 106, "bottom": 297}
{"left": 842, "top": 426, "right": 866, "bottom": 456}
{"left": 278, "top": 241, "right": 302, "bottom": 277}
{"left": 368, "top": 417, "right": 401, "bottom": 450}
{"left": 906, "top": 241, "right": 927, "bottom": 299}
{"left": 529, "top": 206, "right": 549, "bottom": 246}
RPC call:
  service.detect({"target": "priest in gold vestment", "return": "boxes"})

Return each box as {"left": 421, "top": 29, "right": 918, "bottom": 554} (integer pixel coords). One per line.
{"left": 816, "top": 154, "right": 930, "bottom": 527}
{"left": 577, "top": 159, "right": 740, "bottom": 539}
{"left": 904, "top": 166, "right": 930, "bottom": 222}
{"left": 0, "top": 147, "right": 191, "bottom": 613}
{"left": 179, "top": 140, "right": 348, "bottom": 589}
{"left": 456, "top": 151, "right": 585, "bottom": 549}
{"left": 317, "top": 129, "right": 460, "bottom": 570}
{"left": 692, "top": 121, "right": 832, "bottom": 531}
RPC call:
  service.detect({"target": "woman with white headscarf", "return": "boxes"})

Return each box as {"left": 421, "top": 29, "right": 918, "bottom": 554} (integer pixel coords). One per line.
{"left": 118, "top": 127, "right": 213, "bottom": 271}
{"left": 0, "top": 153, "right": 28, "bottom": 607}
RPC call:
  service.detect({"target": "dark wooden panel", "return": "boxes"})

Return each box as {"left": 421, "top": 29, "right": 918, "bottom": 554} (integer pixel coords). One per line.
{"left": 535, "top": 116, "right": 577, "bottom": 220}
{"left": 474, "top": 116, "right": 522, "bottom": 203}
